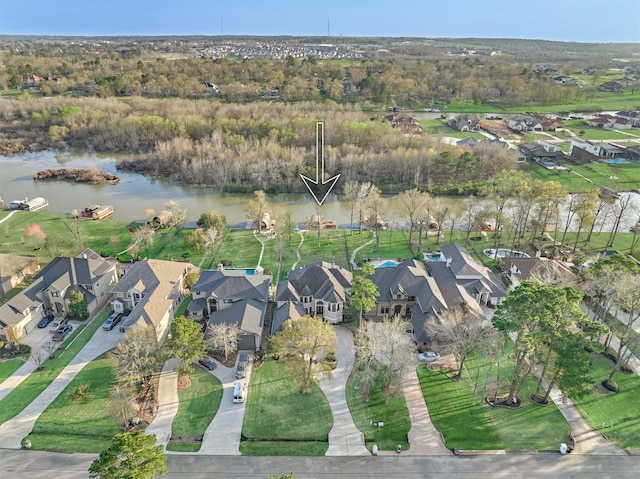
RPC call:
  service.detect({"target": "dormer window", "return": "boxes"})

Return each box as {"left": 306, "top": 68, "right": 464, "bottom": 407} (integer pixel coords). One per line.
{"left": 51, "top": 291, "right": 59, "bottom": 298}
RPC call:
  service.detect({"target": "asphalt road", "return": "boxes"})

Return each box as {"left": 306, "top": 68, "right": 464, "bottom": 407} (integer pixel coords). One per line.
{"left": 2, "top": 450, "right": 639, "bottom": 479}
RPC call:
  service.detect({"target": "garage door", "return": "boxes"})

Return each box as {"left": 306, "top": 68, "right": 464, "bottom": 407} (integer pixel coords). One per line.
{"left": 238, "top": 334, "right": 255, "bottom": 351}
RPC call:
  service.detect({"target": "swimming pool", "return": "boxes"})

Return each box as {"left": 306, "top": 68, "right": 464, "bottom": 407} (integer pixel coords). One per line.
{"left": 373, "top": 260, "right": 399, "bottom": 269}
{"left": 603, "top": 158, "right": 629, "bottom": 164}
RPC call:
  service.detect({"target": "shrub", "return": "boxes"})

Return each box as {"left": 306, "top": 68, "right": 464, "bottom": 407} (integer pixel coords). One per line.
{"left": 68, "top": 384, "right": 92, "bottom": 403}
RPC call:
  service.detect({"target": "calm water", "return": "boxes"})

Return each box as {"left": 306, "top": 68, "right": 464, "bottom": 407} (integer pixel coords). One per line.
{"left": 1, "top": 151, "right": 638, "bottom": 232}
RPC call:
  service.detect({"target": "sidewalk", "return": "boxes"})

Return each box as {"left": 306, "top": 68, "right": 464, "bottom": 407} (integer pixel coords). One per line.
{"left": 0, "top": 326, "right": 123, "bottom": 449}
{"left": 320, "top": 326, "right": 369, "bottom": 456}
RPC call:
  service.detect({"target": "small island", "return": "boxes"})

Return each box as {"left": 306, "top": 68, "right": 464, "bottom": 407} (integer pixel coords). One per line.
{"left": 33, "top": 168, "right": 120, "bottom": 185}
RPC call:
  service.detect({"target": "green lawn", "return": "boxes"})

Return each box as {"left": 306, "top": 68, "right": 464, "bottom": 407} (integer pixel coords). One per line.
{"left": 28, "top": 356, "right": 119, "bottom": 453}
{"left": 419, "top": 119, "right": 486, "bottom": 139}
{"left": 520, "top": 161, "right": 640, "bottom": 193}
{"left": 0, "top": 307, "right": 109, "bottom": 426}
{"left": 561, "top": 120, "right": 640, "bottom": 140}
{"left": 297, "top": 229, "right": 351, "bottom": 270}
{"left": 419, "top": 346, "right": 570, "bottom": 451}
{"left": 216, "top": 229, "right": 263, "bottom": 269}
{"left": 241, "top": 359, "right": 332, "bottom": 455}
{"left": 571, "top": 354, "right": 640, "bottom": 451}
{"left": 346, "top": 372, "right": 411, "bottom": 451}
{"left": 166, "top": 365, "right": 223, "bottom": 452}
{"left": 0, "top": 359, "right": 24, "bottom": 385}
{"left": 174, "top": 295, "right": 192, "bottom": 318}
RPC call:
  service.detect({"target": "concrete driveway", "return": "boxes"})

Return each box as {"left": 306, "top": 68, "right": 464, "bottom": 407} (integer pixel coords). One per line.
{"left": 320, "top": 326, "right": 369, "bottom": 456}
{"left": 0, "top": 325, "right": 123, "bottom": 449}
{"left": 197, "top": 352, "right": 252, "bottom": 455}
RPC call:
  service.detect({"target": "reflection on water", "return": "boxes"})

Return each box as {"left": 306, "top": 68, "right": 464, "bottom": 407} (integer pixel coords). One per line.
{"left": 1, "top": 151, "right": 638, "bottom": 231}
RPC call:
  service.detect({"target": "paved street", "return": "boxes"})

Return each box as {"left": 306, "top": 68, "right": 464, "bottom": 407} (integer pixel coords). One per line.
{"left": 2, "top": 449, "right": 640, "bottom": 479}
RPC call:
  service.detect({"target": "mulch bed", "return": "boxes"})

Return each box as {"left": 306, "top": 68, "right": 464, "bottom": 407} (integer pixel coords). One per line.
{"left": 486, "top": 395, "right": 522, "bottom": 409}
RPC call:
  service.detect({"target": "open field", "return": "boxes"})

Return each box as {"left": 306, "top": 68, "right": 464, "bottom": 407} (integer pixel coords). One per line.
{"left": 166, "top": 365, "right": 223, "bottom": 452}
{"left": 419, "top": 344, "right": 571, "bottom": 451}
{"left": 419, "top": 119, "right": 486, "bottom": 139}
{"left": 241, "top": 359, "right": 331, "bottom": 455}
{"left": 28, "top": 355, "right": 118, "bottom": 453}
{"left": 520, "top": 161, "right": 640, "bottom": 193}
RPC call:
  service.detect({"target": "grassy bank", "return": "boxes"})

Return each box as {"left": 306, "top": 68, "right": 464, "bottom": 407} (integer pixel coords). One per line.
{"left": 241, "top": 359, "right": 331, "bottom": 455}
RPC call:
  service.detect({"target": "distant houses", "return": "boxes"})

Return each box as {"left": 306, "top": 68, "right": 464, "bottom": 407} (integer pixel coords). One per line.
{"left": 448, "top": 114, "right": 480, "bottom": 132}
{"left": 383, "top": 112, "right": 423, "bottom": 135}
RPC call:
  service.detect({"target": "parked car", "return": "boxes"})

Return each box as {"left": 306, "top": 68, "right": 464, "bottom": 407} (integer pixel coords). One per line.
{"left": 235, "top": 362, "right": 246, "bottom": 379}
{"left": 418, "top": 351, "right": 440, "bottom": 362}
{"left": 50, "top": 317, "right": 67, "bottom": 332}
{"left": 103, "top": 312, "right": 122, "bottom": 331}
{"left": 52, "top": 324, "right": 73, "bottom": 342}
{"left": 199, "top": 355, "right": 217, "bottom": 371}
{"left": 38, "top": 313, "right": 55, "bottom": 328}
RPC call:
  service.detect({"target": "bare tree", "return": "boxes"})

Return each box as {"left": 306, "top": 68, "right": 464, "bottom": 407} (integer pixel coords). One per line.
{"left": 606, "top": 193, "right": 633, "bottom": 248}
{"left": 398, "top": 188, "right": 431, "bottom": 250}
{"left": 247, "top": 190, "right": 270, "bottom": 232}
{"left": 165, "top": 200, "right": 187, "bottom": 232}
{"left": 343, "top": 180, "right": 360, "bottom": 235}
{"left": 206, "top": 322, "right": 241, "bottom": 361}
{"left": 365, "top": 185, "right": 384, "bottom": 252}
{"left": 461, "top": 196, "right": 483, "bottom": 247}
{"left": 429, "top": 305, "right": 500, "bottom": 379}
{"left": 131, "top": 224, "right": 157, "bottom": 258}
{"left": 62, "top": 215, "right": 85, "bottom": 251}
{"left": 30, "top": 350, "right": 47, "bottom": 370}
{"left": 107, "top": 384, "right": 135, "bottom": 428}
{"left": 110, "top": 326, "right": 162, "bottom": 387}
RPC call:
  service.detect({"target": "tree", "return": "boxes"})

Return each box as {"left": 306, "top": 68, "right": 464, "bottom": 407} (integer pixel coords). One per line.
{"left": 364, "top": 185, "right": 383, "bottom": 251}
{"left": 110, "top": 326, "right": 162, "bottom": 387}
{"left": 350, "top": 263, "right": 378, "bottom": 322}
{"left": 164, "top": 200, "right": 187, "bottom": 232}
{"left": 343, "top": 180, "right": 360, "bottom": 235}
{"left": 430, "top": 304, "right": 500, "bottom": 379}
{"left": 62, "top": 215, "right": 85, "bottom": 251}
{"left": 25, "top": 223, "right": 46, "bottom": 250}
{"left": 398, "top": 188, "right": 430, "bottom": 250}
{"left": 606, "top": 193, "right": 633, "bottom": 248}
{"left": 356, "top": 182, "right": 375, "bottom": 235}
{"left": 354, "top": 314, "right": 415, "bottom": 394}
{"left": 270, "top": 315, "right": 337, "bottom": 394}
{"left": 197, "top": 209, "right": 227, "bottom": 231}
{"left": 166, "top": 316, "right": 206, "bottom": 377}
{"left": 107, "top": 384, "right": 135, "bottom": 427}
{"left": 30, "top": 350, "right": 46, "bottom": 371}
{"left": 247, "top": 190, "right": 270, "bottom": 231}
{"left": 206, "top": 322, "right": 241, "bottom": 361}
{"left": 89, "top": 431, "right": 167, "bottom": 479}
{"left": 69, "top": 289, "right": 89, "bottom": 320}
{"left": 131, "top": 224, "right": 157, "bottom": 258}
{"left": 3, "top": 324, "right": 21, "bottom": 346}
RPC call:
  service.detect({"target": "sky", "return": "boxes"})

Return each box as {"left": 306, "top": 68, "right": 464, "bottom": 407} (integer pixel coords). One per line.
{"left": 0, "top": 0, "right": 638, "bottom": 43}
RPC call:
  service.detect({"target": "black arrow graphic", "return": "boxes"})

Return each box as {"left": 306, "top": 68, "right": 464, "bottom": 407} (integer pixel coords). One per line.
{"left": 300, "top": 122, "right": 341, "bottom": 206}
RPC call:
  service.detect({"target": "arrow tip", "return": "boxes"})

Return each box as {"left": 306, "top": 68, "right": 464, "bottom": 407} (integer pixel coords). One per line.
{"left": 300, "top": 173, "right": 341, "bottom": 206}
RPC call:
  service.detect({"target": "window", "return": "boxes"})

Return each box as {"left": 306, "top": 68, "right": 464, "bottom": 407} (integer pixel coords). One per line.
{"left": 381, "top": 306, "right": 390, "bottom": 315}
{"left": 223, "top": 299, "right": 233, "bottom": 304}
{"left": 51, "top": 291, "right": 59, "bottom": 298}
{"left": 316, "top": 301, "right": 324, "bottom": 315}
{"left": 408, "top": 296, "right": 416, "bottom": 302}
{"left": 117, "top": 292, "right": 124, "bottom": 298}
{"left": 86, "top": 285, "right": 93, "bottom": 291}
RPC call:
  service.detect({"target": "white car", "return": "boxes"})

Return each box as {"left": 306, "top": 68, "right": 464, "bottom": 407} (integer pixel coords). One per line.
{"left": 418, "top": 351, "right": 440, "bottom": 362}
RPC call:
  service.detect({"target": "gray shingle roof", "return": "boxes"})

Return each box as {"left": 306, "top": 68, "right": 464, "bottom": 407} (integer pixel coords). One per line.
{"left": 276, "top": 261, "right": 352, "bottom": 304}
{"left": 271, "top": 301, "right": 307, "bottom": 335}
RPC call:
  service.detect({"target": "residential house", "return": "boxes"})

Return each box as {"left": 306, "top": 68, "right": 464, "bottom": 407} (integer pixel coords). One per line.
{"left": 518, "top": 140, "right": 565, "bottom": 162}
{"left": 588, "top": 114, "right": 616, "bottom": 128}
{"left": 188, "top": 267, "right": 271, "bottom": 350}
{"left": 616, "top": 111, "right": 640, "bottom": 128}
{"left": 597, "top": 81, "right": 624, "bottom": 93}
{"left": 366, "top": 259, "right": 449, "bottom": 346}
{"left": 448, "top": 114, "right": 480, "bottom": 132}
{"left": 271, "top": 301, "right": 307, "bottom": 335}
{"left": 275, "top": 261, "right": 352, "bottom": 324}
{"left": 0, "top": 254, "right": 39, "bottom": 297}
{"left": 456, "top": 137, "right": 478, "bottom": 148}
{"left": 612, "top": 118, "right": 632, "bottom": 130}
{"left": 0, "top": 249, "right": 118, "bottom": 339}
{"left": 569, "top": 140, "right": 624, "bottom": 163}
{"left": 507, "top": 114, "right": 543, "bottom": 132}
{"left": 22, "top": 74, "right": 42, "bottom": 87}
{"left": 429, "top": 243, "right": 508, "bottom": 308}
{"left": 502, "top": 257, "right": 542, "bottom": 286}
{"left": 553, "top": 76, "right": 578, "bottom": 86}
{"left": 383, "top": 112, "right": 423, "bottom": 135}
{"left": 110, "top": 259, "right": 194, "bottom": 342}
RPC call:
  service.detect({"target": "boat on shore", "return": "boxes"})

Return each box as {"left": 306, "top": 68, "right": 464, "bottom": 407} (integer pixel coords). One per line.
{"left": 78, "top": 204, "right": 114, "bottom": 220}
{"left": 19, "top": 197, "right": 49, "bottom": 212}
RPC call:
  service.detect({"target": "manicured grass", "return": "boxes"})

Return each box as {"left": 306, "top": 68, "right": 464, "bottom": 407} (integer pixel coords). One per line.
{"left": 166, "top": 365, "right": 223, "bottom": 452}
{"left": 174, "top": 294, "right": 192, "bottom": 318}
{"left": 28, "top": 355, "right": 119, "bottom": 453}
{"left": 297, "top": 229, "right": 351, "bottom": 270}
{"left": 346, "top": 372, "right": 411, "bottom": 451}
{"left": 562, "top": 120, "right": 640, "bottom": 140}
{"left": 242, "top": 359, "right": 332, "bottom": 454}
{"left": 521, "top": 161, "right": 640, "bottom": 193}
{"left": 0, "top": 307, "right": 109, "bottom": 425}
{"left": 419, "top": 345, "right": 570, "bottom": 451}
{"left": 216, "top": 229, "right": 262, "bottom": 269}
{"left": 351, "top": 230, "right": 413, "bottom": 264}
{"left": 571, "top": 354, "right": 640, "bottom": 451}
{"left": 419, "top": 119, "right": 486, "bottom": 139}
{"left": 0, "top": 359, "right": 24, "bottom": 384}
{"left": 240, "top": 440, "right": 328, "bottom": 456}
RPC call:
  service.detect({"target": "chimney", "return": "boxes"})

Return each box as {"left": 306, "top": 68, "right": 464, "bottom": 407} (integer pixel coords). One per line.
{"left": 446, "top": 257, "right": 452, "bottom": 269}
{"left": 217, "top": 263, "right": 224, "bottom": 271}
